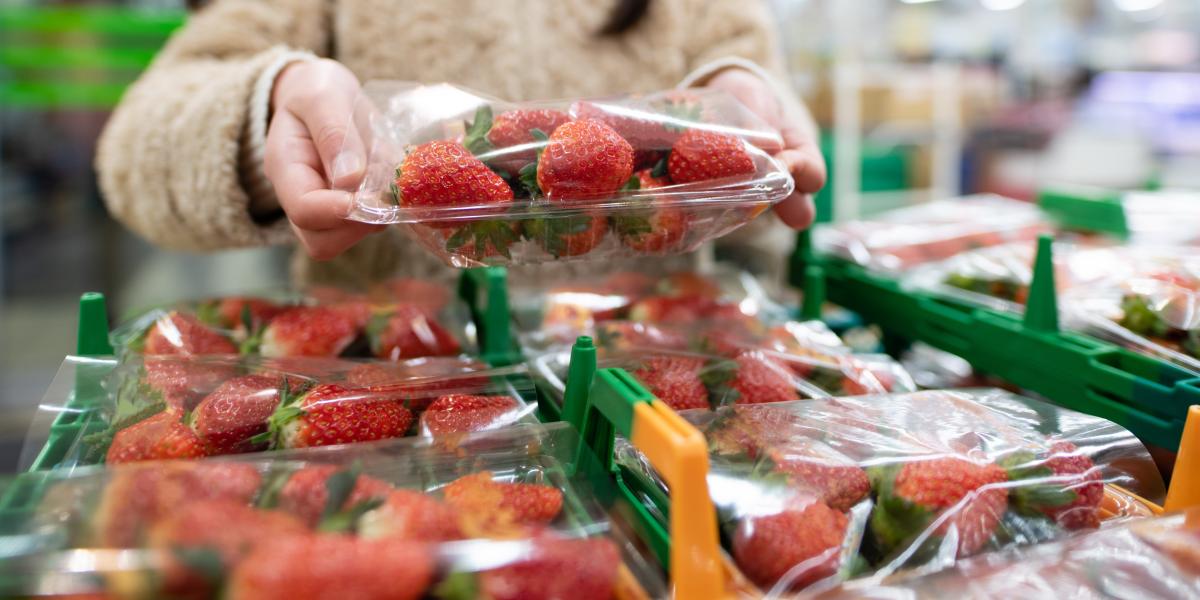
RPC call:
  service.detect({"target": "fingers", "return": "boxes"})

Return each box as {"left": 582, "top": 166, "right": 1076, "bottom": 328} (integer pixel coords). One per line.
{"left": 775, "top": 132, "right": 827, "bottom": 195}
{"left": 293, "top": 221, "right": 386, "bottom": 262}
{"left": 278, "top": 60, "right": 367, "bottom": 189}
{"left": 773, "top": 193, "right": 816, "bottom": 230}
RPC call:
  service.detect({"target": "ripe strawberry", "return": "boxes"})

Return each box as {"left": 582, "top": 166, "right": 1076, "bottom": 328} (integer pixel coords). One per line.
{"left": 198, "top": 296, "right": 286, "bottom": 333}
{"left": 871, "top": 456, "right": 1009, "bottom": 557}
{"left": 226, "top": 534, "right": 434, "bottom": 600}
{"left": 629, "top": 294, "right": 720, "bottom": 324}
{"left": 570, "top": 99, "right": 682, "bottom": 150}
{"left": 632, "top": 356, "right": 709, "bottom": 410}
{"left": 536, "top": 119, "right": 633, "bottom": 201}
{"left": 440, "top": 219, "right": 523, "bottom": 262}
{"left": 347, "top": 359, "right": 490, "bottom": 411}
{"left": 593, "top": 321, "right": 689, "bottom": 353}
{"left": 142, "top": 358, "right": 234, "bottom": 411}
{"left": 443, "top": 472, "right": 563, "bottom": 534}
{"left": 769, "top": 449, "right": 871, "bottom": 512}
{"left": 660, "top": 271, "right": 723, "bottom": 298}
{"left": 524, "top": 213, "right": 608, "bottom": 258}
{"left": 142, "top": 311, "right": 237, "bottom": 356}
{"left": 106, "top": 410, "right": 208, "bottom": 464}
{"left": 366, "top": 304, "right": 461, "bottom": 360}
{"left": 479, "top": 535, "right": 620, "bottom": 600}
{"left": 358, "top": 489, "right": 463, "bottom": 541}
{"left": 371, "top": 278, "right": 451, "bottom": 317}
{"left": 484, "top": 108, "right": 571, "bottom": 172}
{"left": 615, "top": 170, "right": 688, "bottom": 254}
{"left": 93, "top": 462, "right": 262, "bottom": 547}
{"left": 732, "top": 498, "right": 848, "bottom": 590}
{"left": 276, "top": 464, "right": 395, "bottom": 529}
{"left": 602, "top": 271, "right": 656, "bottom": 297}
{"left": 149, "top": 500, "right": 306, "bottom": 595}
{"left": 706, "top": 405, "right": 802, "bottom": 458}
{"left": 419, "top": 394, "right": 521, "bottom": 436}
{"left": 706, "top": 352, "right": 800, "bottom": 405}
{"left": 258, "top": 306, "right": 363, "bottom": 358}
{"left": 668, "top": 129, "right": 755, "bottom": 184}
{"left": 191, "top": 375, "right": 281, "bottom": 455}
{"left": 1003, "top": 440, "right": 1103, "bottom": 530}
{"left": 263, "top": 383, "right": 413, "bottom": 449}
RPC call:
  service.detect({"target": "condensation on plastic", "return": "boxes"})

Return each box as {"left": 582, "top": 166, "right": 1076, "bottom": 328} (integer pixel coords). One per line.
{"left": 824, "top": 508, "right": 1200, "bottom": 599}
{"left": 20, "top": 354, "right": 536, "bottom": 470}
{"left": 0, "top": 423, "right": 666, "bottom": 599}
{"left": 343, "top": 82, "right": 795, "bottom": 266}
{"left": 814, "top": 195, "right": 1051, "bottom": 273}
{"left": 613, "top": 388, "right": 1165, "bottom": 596}
{"left": 108, "top": 280, "right": 474, "bottom": 361}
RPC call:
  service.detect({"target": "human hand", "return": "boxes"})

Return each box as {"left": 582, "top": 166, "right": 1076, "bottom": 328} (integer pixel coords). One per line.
{"left": 265, "top": 58, "right": 382, "bottom": 261}
{"left": 704, "top": 68, "right": 826, "bottom": 230}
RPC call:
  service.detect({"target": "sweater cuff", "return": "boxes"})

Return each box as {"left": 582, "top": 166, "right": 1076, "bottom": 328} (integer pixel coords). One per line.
{"left": 242, "top": 48, "right": 318, "bottom": 219}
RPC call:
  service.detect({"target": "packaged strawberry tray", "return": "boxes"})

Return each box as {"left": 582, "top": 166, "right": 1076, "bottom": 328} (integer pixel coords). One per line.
{"left": 20, "top": 354, "right": 537, "bottom": 470}
{"left": 0, "top": 423, "right": 666, "bottom": 599}
{"left": 815, "top": 195, "right": 1050, "bottom": 272}
{"left": 826, "top": 507, "right": 1200, "bottom": 598}
{"left": 344, "top": 82, "right": 795, "bottom": 266}
{"left": 109, "top": 280, "right": 471, "bottom": 360}
{"left": 613, "top": 388, "right": 1165, "bottom": 595}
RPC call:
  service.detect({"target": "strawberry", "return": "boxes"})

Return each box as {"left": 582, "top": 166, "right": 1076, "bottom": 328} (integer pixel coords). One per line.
{"left": 345, "top": 362, "right": 410, "bottom": 387}
{"left": 732, "top": 498, "right": 848, "bottom": 590}
{"left": 366, "top": 304, "right": 461, "bottom": 360}
{"left": 706, "top": 351, "right": 800, "bottom": 405}
{"left": 142, "top": 358, "right": 234, "bottom": 411}
{"left": 871, "top": 456, "right": 1009, "bottom": 557}
{"left": 440, "top": 219, "right": 524, "bottom": 262}
{"left": 1003, "top": 440, "right": 1103, "bottom": 530}
{"left": 660, "top": 271, "right": 723, "bottom": 298}
{"left": 358, "top": 489, "right": 463, "bottom": 541}
{"left": 668, "top": 129, "right": 755, "bottom": 184}
{"left": 148, "top": 499, "right": 306, "bottom": 595}
{"left": 258, "top": 306, "right": 363, "bottom": 358}
{"left": 262, "top": 383, "right": 413, "bottom": 449}
{"left": 106, "top": 410, "right": 208, "bottom": 464}
{"left": 481, "top": 108, "right": 571, "bottom": 173}
{"left": 93, "top": 462, "right": 262, "bottom": 547}
{"left": 570, "top": 99, "right": 685, "bottom": 150}
{"left": 197, "top": 296, "right": 286, "bottom": 333}
{"left": 602, "top": 271, "right": 656, "bottom": 297}
{"left": 535, "top": 119, "right": 633, "bottom": 201}
{"left": 479, "top": 535, "right": 620, "bottom": 600}
{"left": 191, "top": 375, "right": 282, "bottom": 455}
{"left": 419, "top": 394, "right": 521, "bottom": 436}
{"left": 593, "top": 321, "right": 688, "bottom": 353}
{"left": 226, "top": 534, "right": 434, "bottom": 600}
{"left": 371, "top": 278, "right": 450, "bottom": 317}
{"left": 769, "top": 449, "right": 871, "bottom": 512}
{"left": 347, "top": 359, "right": 491, "bottom": 411}
{"left": 706, "top": 405, "right": 802, "bottom": 458}
{"left": 633, "top": 356, "right": 709, "bottom": 410}
{"left": 615, "top": 170, "right": 688, "bottom": 254}
{"left": 275, "top": 464, "right": 394, "bottom": 529}
{"left": 443, "top": 472, "right": 563, "bottom": 534}
{"left": 142, "top": 311, "right": 237, "bottom": 356}
{"left": 629, "top": 294, "right": 720, "bottom": 325}
{"left": 524, "top": 213, "right": 608, "bottom": 258}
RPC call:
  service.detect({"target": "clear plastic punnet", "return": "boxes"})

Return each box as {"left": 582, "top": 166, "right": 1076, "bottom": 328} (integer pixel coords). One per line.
{"left": 613, "top": 388, "right": 1165, "bottom": 596}
{"left": 0, "top": 423, "right": 666, "bottom": 599}
{"left": 343, "top": 82, "right": 795, "bottom": 266}
{"left": 824, "top": 508, "right": 1200, "bottom": 599}
{"left": 20, "top": 354, "right": 535, "bottom": 470}
{"left": 109, "top": 282, "right": 473, "bottom": 360}
{"left": 815, "top": 195, "right": 1051, "bottom": 272}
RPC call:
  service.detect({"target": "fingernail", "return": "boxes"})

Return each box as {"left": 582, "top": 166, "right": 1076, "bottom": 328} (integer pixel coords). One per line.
{"left": 332, "top": 152, "right": 363, "bottom": 179}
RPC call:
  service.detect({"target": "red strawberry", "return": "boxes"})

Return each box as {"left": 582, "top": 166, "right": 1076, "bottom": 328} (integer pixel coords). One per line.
{"left": 191, "top": 375, "right": 281, "bottom": 455}
{"left": 259, "top": 306, "right": 363, "bottom": 358}
{"left": 710, "top": 352, "right": 800, "bottom": 405}
{"left": 706, "top": 405, "right": 802, "bottom": 458}
{"left": 570, "top": 99, "right": 679, "bottom": 150}
{"left": 264, "top": 383, "right": 413, "bottom": 449}
{"left": 142, "top": 311, "right": 237, "bottom": 356}
{"left": 419, "top": 394, "right": 521, "bottom": 436}
{"left": 93, "top": 462, "right": 262, "bottom": 547}
{"left": 345, "top": 362, "right": 409, "bottom": 387}
{"left": 524, "top": 213, "right": 608, "bottom": 258}
{"left": 439, "top": 219, "right": 523, "bottom": 262}
{"left": 199, "top": 297, "right": 286, "bottom": 332}
{"left": 142, "top": 358, "right": 234, "bottom": 411}
{"left": 485, "top": 108, "right": 571, "bottom": 172}
{"left": 346, "top": 359, "right": 490, "bottom": 411}
{"left": 602, "top": 271, "right": 656, "bottom": 297}
{"left": 769, "top": 449, "right": 871, "bottom": 512}
{"left": 479, "top": 536, "right": 620, "bottom": 600}
{"left": 371, "top": 278, "right": 451, "bottom": 317}
{"left": 633, "top": 356, "right": 709, "bottom": 410}
{"left": 149, "top": 500, "right": 306, "bottom": 595}
{"left": 358, "top": 489, "right": 463, "bottom": 542}
{"left": 872, "top": 456, "right": 1009, "bottom": 557}
{"left": 226, "top": 534, "right": 434, "bottom": 600}
{"left": 629, "top": 294, "right": 720, "bottom": 325}
{"left": 593, "top": 321, "right": 689, "bottom": 353}
{"left": 1004, "top": 441, "right": 1104, "bottom": 530}
{"left": 732, "top": 498, "right": 848, "bottom": 590}
{"left": 276, "top": 464, "right": 395, "bottom": 528}
{"left": 616, "top": 171, "right": 687, "bottom": 253}
{"left": 366, "top": 304, "right": 461, "bottom": 360}
{"left": 668, "top": 129, "right": 755, "bottom": 184}
{"left": 536, "top": 119, "right": 633, "bottom": 201}
{"left": 106, "top": 410, "right": 208, "bottom": 464}
{"left": 443, "top": 471, "right": 563, "bottom": 534}
{"left": 661, "top": 271, "right": 723, "bottom": 298}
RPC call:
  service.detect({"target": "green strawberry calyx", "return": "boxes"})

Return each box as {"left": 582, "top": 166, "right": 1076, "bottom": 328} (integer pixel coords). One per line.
{"left": 516, "top": 128, "right": 550, "bottom": 199}
{"left": 249, "top": 376, "right": 308, "bottom": 448}
{"left": 999, "top": 452, "right": 1078, "bottom": 513}
{"left": 866, "top": 464, "right": 934, "bottom": 553}
{"left": 463, "top": 105, "right": 495, "bottom": 156}
{"left": 316, "top": 461, "right": 385, "bottom": 533}
{"left": 444, "top": 219, "right": 522, "bottom": 261}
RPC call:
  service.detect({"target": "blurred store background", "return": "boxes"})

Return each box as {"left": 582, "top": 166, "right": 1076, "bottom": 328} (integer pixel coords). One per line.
{"left": 0, "top": 0, "right": 1197, "bottom": 470}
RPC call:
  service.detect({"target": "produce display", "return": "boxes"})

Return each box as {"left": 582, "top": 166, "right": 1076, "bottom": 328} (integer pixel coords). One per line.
{"left": 344, "top": 83, "right": 794, "bottom": 266}
{"left": 0, "top": 423, "right": 664, "bottom": 599}
{"left": 614, "top": 389, "right": 1164, "bottom": 595}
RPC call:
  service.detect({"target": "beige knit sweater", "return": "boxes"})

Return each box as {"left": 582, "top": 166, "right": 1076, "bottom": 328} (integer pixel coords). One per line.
{"left": 96, "top": 0, "right": 794, "bottom": 289}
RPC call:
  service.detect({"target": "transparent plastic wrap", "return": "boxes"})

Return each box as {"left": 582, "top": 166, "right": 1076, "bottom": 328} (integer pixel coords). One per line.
{"left": 343, "top": 82, "right": 795, "bottom": 266}
{"left": 20, "top": 354, "right": 535, "bottom": 469}
{"left": 109, "top": 282, "right": 473, "bottom": 360}
{"left": 814, "top": 195, "right": 1051, "bottom": 272}
{"left": 0, "top": 423, "right": 666, "bottom": 599}
{"left": 1064, "top": 249, "right": 1200, "bottom": 373}
{"left": 613, "top": 388, "right": 1165, "bottom": 595}
{"left": 825, "top": 508, "right": 1200, "bottom": 599}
